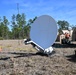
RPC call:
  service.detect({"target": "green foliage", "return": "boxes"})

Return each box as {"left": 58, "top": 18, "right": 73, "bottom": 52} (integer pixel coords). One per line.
{"left": 0, "top": 13, "right": 72, "bottom": 40}
{"left": 0, "top": 16, "right": 9, "bottom": 39}
{"left": 10, "top": 13, "right": 36, "bottom": 39}
{"left": 57, "top": 20, "right": 70, "bottom": 34}
{"left": 0, "top": 37, "right": 3, "bottom": 40}
{"left": 0, "top": 13, "right": 37, "bottom": 39}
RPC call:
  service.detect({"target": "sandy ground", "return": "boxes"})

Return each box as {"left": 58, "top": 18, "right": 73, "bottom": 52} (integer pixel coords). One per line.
{"left": 0, "top": 40, "right": 76, "bottom": 75}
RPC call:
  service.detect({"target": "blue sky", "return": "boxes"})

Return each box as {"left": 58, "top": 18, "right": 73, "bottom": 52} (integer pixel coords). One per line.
{"left": 0, "top": 0, "right": 76, "bottom": 26}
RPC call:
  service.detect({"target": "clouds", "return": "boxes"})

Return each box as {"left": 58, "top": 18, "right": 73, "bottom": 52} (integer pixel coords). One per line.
{"left": 0, "top": 0, "right": 76, "bottom": 25}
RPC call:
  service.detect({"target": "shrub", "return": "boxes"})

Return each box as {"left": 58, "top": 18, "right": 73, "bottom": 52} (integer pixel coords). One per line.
{"left": 0, "top": 37, "right": 3, "bottom": 40}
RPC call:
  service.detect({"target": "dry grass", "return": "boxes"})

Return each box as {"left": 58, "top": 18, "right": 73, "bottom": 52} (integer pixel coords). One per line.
{"left": 0, "top": 40, "right": 76, "bottom": 75}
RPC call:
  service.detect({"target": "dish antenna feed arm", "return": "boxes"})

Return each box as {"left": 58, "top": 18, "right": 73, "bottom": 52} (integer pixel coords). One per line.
{"left": 24, "top": 39, "right": 53, "bottom": 55}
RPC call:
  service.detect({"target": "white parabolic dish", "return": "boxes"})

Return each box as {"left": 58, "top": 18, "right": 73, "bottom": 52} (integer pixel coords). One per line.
{"left": 30, "top": 15, "right": 57, "bottom": 49}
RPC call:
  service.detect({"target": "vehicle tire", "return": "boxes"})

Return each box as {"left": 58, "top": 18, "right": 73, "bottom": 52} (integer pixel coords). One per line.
{"left": 61, "top": 39, "right": 66, "bottom": 44}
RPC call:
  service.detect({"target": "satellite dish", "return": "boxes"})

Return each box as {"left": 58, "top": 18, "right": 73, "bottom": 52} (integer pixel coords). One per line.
{"left": 30, "top": 15, "right": 57, "bottom": 49}
{"left": 24, "top": 15, "right": 57, "bottom": 55}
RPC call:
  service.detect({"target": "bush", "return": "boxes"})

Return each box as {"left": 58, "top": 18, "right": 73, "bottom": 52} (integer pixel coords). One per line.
{"left": 0, "top": 37, "right": 3, "bottom": 40}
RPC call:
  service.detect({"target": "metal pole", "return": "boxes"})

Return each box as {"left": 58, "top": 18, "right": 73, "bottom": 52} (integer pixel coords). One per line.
{"left": 17, "top": 3, "right": 19, "bottom": 14}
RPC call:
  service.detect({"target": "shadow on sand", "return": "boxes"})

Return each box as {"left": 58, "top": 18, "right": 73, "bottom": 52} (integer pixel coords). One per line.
{"left": 0, "top": 50, "right": 56, "bottom": 61}
{"left": 66, "top": 54, "right": 76, "bottom": 62}
{"left": 53, "top": 42, "right": 76, "bottom": 62}
{"left": 0, "top": 52, "right": 50, "bottom": 61}
{"left": 52, "top": 42, "right": 76, "bottom": 48}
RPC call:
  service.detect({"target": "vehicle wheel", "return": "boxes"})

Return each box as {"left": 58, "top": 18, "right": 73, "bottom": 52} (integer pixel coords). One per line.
{"left": 61, "top": 39, "right": 66, "bottom": 44}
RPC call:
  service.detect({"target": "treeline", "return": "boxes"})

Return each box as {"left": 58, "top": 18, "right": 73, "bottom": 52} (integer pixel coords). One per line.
{"left": 0, "top": 13, "right": 37, "bottom": 39}
{"left": 0, "top": 13, "right": 74, "bottom": 40}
